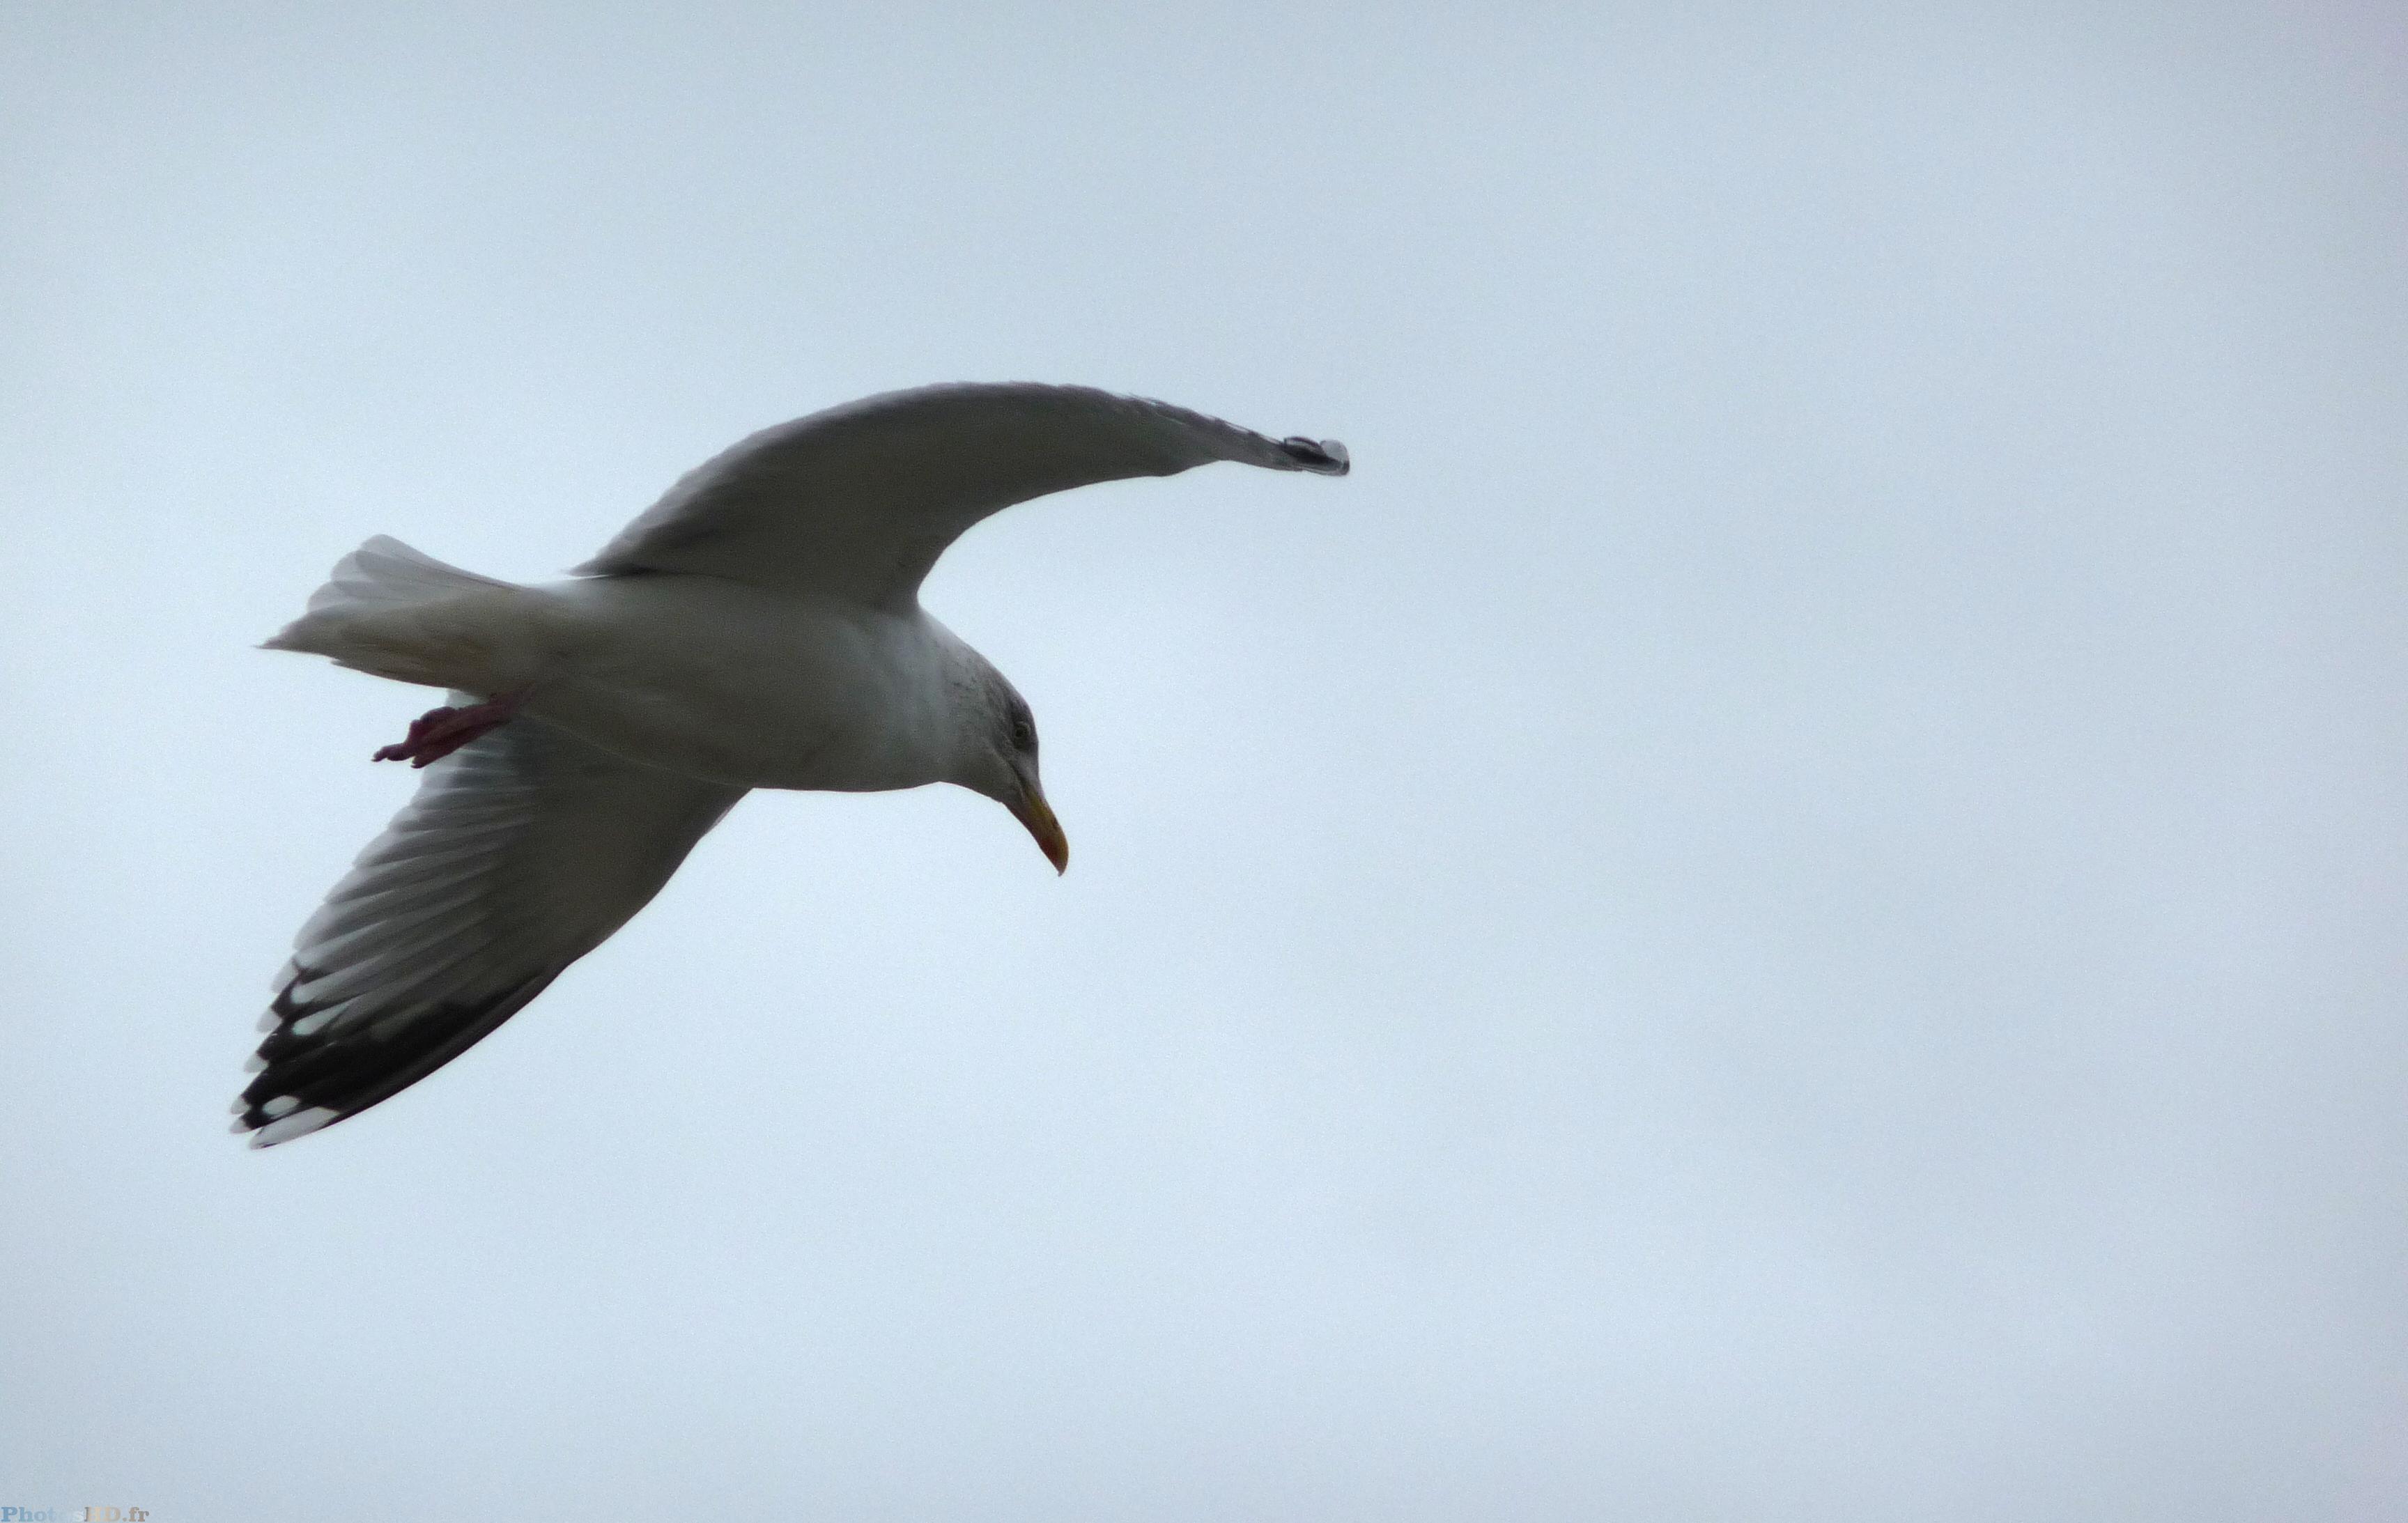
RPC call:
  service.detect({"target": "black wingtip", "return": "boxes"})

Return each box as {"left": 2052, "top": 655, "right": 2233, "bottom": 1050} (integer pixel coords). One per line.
{"left": 1279, "top": 436, "right": 1350, "bottom": 476}
{"left": 233, "top": 964, "right": 562, "bottom": 1147}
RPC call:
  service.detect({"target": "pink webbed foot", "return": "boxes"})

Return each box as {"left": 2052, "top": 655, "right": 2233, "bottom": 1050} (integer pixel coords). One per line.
{"left": 373, "top": 693, "right": 528, "bottom": 768}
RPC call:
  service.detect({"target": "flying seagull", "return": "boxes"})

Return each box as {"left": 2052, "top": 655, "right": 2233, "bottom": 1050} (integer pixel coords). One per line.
{"left": 233, "top": 382, "right": 1349, "bottom": 1147}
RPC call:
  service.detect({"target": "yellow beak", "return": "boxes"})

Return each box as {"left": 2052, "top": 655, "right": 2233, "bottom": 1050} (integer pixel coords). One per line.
{"left": 1009, "top": 782, "right": 1070, "bottom": 874}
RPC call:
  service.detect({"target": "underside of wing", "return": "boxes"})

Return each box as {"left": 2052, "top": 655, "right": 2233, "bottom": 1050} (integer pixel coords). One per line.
{"left": 573, "top": 382, "right": 1349, "bottom": 606}
{"left": 234, "top": 711, "right": 746, "bottom": 1146}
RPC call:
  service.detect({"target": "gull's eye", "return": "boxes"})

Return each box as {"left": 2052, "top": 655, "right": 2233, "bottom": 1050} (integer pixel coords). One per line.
{"left": 1010, "top": 717, "right": 1035, "bottom": 751}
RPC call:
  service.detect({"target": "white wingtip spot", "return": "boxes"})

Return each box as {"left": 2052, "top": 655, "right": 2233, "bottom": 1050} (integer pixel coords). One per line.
{"left": 249, "top": 1106, "right": 341, "bottom": 1147}
{"left": 242, "top": 1053, "right": 267, "bottom": 1074}
{"left": 1279, "top": 435, "right": 1350, "bottom": 475}
{"left": 256, "top": 1010, "right": 280, "bottom": 1033}
{"left": 261, "top": 1095, "right": 302, "bottom": 1118}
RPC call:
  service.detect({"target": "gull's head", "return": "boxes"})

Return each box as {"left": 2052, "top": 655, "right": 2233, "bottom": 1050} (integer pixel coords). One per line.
{"left": 954, "top": 662, "right": 1069, "bottom": 874}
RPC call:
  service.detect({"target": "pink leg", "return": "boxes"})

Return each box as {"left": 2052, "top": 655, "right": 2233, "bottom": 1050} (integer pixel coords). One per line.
{"left": 373, "top": 691, "right": 529, "bottom": 768}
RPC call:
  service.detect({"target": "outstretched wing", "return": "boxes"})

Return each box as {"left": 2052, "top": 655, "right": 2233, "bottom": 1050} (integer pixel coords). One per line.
{"left": 574, "top": 382, "right": 1350, "bottom": 608}
{"left": 235, "top": 711, "right": 746, "bottom": 1147}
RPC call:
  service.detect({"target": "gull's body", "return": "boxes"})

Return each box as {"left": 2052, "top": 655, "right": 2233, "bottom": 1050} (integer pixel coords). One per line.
{"left": 235, "top": 382, "right": 1348, "bottom": 1147}
{"left": 381, "top": 573, "right": 985, "bottom": 791}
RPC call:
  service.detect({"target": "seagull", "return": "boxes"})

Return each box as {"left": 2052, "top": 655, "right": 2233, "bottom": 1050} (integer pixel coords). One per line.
{"left": 233, "top": 382, "right": 1349, "bottom": 1147}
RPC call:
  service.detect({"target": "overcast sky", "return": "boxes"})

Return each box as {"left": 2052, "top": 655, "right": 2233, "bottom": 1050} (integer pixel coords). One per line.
{"left": 4, "top": 2, "right": 2405, "bottom": 1518}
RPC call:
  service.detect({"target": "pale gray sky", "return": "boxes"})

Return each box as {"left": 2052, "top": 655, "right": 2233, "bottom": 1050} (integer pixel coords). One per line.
{"left": 5, "top": 2, "right": 2406, "bottom": 1518}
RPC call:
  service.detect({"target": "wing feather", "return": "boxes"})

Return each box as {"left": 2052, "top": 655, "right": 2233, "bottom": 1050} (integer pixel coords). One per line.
{"left": 573, "top": 382, "right": 1348, "bottom": 606}
{"left": 233, "top": 711, "right": 745, "bottom": 1146}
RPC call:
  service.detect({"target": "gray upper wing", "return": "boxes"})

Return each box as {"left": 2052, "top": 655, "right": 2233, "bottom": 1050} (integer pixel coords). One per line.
{"left": 573, "top": 382, "right": 1350, "bottom": 607}
{"left": 235, "top": 711, "right": 746, "bottom": 1146}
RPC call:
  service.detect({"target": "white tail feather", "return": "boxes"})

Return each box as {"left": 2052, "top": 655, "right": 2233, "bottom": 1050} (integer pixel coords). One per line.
{"left": 300, "top": 536, "right": 510, "bottom": 613}
{"left": 264, "top": 536, "right": 527, "bottom": 689}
